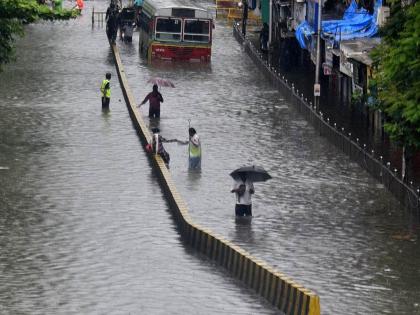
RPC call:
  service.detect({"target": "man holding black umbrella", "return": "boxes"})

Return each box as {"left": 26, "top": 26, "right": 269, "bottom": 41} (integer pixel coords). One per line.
{"left": 230, "top": 165, "right": 271, "bottom": 217}
{"left": 231, "top": 173, "right": 254, "bottom": 216}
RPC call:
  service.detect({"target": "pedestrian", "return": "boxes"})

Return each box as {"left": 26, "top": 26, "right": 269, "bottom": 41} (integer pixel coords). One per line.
{"left": 138, "top": 84, "right": 164, "bottom": 118}
{"left": 188, "top": 127, "right": 201, "bottom": 170}
{"left": 100, "top": 72, "right": 111, "bottom": 109}
{"left": 259, "top": 23, "right": 269, "bottom": 52}
{"left": 106, "top": 3, "right": 118, "bottom": 43}
{"left": 231, "top": 174, "right": 254, "bottom": 216}
{"left": 150, "top": 128, "right": 171, "bottom": 166}
{"left": 241, "top": 0, "right": 248, "bottom": 36}
{"left": 133, "top": 0, "right": 144, "bottom": 26}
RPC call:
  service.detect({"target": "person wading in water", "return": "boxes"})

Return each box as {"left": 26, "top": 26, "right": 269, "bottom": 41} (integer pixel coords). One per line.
{"left": 138, "top": 84, "right": 164, "bottom": 118}
{"left": 100, "top": 72, "right": 111, "bottom": 110}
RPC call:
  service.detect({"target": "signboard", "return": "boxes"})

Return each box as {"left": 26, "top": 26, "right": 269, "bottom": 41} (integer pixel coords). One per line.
{"left": 325, "top": 48, "right": 333, "bottom": 67}
{"left": 339, "top": 51, "right": 353, "bottom": 77}
{"left": 314, "top": 83, "right": 321, "bottom": 97}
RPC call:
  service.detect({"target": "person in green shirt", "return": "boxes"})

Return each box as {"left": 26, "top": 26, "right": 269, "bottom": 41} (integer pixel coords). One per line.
{"left": 100, "top": 72, "right": 111, "bottom": 109}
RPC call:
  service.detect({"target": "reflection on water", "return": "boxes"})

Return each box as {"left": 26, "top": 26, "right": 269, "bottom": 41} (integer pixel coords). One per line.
{"left": 118, "top": 7, "right": 420, "bottom": 315}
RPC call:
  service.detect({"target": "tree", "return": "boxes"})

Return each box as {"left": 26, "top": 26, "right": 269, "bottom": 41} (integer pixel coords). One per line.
{"left": 0, "top": 0, "right": 79, "bottom": 71}
{"left": 371, "top": 1, "right": 420, "bottom": 181}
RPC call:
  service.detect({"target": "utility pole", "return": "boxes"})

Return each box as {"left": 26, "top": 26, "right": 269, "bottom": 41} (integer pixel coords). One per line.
{"left": 269, "top": 0, "right": 272, "bottom": 49}
{"left": 314, "top": 0, "right": 322, "bottom": 110}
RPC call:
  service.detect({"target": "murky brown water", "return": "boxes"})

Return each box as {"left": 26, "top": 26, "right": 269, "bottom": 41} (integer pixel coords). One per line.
{"left": 1, "top": 0, "right": 420, "bottom": 314}
{"left": 0, "top": 2, "right": 279, "bottom": 314}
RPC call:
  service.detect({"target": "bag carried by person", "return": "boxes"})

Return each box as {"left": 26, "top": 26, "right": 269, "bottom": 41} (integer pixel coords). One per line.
{"left": 237, "top": 184, "right": 246, "bottom": 196}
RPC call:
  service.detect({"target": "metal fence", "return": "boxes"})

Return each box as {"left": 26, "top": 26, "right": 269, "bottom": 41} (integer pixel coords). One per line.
{"left": 233, "top": 24, "right": 420, "bottom": 215}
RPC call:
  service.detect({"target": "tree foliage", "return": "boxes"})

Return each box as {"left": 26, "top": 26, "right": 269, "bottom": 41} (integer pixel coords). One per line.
{"left": 0, "top": 0, "right": 79, "bottom": 70}
{"left": 371, "top": 1, "right": 420, "bottom": 150}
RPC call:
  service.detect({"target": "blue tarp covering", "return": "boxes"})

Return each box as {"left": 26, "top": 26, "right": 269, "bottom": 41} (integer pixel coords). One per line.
{"left": 295, "top": 0, "right": 382, "bottom": 49}
{"left": 295, "top": 21, "right": 315, "bottom": 50}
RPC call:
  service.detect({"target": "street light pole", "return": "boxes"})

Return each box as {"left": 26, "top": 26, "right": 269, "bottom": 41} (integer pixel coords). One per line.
{"left": 314, "top": 0, "right": 322, "bottom": 110}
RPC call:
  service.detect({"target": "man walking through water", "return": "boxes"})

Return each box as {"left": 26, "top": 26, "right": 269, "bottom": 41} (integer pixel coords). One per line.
{"left": 231, "top": 174, "right": 254, "bottom": 216}
{"left": 100, "top": 72, "right": 111, "bottom": 110}
{"left": 241, "top": 0, "right": 248, "bottom": 36}
{"left": 138, "top": 84, "right": 164, "bottom": 118}
{"left": 106, "top": 3, "right": 118, "bottom": 43}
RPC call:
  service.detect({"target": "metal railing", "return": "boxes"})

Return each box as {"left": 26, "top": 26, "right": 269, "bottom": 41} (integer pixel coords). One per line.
{"left": 233, "top": 24, "right": 420, "bottom": 215}
{"left": 92, "top": 7, "right": 106, "bottom": 25}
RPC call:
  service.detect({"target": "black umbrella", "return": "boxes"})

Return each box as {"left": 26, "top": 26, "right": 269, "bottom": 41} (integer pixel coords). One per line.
{"left": 230, "top": 165, "right": 272, "bottom": 182}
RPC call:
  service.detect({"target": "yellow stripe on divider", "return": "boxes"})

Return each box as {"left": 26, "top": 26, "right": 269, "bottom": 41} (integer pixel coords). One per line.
{"left": 111, "top": 43, "right": 321, "bottom": 315}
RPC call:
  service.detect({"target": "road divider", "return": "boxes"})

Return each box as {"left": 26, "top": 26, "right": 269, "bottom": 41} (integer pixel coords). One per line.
{"left": 110, "top": 42, "right": 321, "bottom": 315}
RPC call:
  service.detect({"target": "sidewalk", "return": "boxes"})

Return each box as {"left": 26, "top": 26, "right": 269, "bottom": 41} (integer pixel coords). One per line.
{"left": 242, "top": 26, "right": 420, "bottom": 189}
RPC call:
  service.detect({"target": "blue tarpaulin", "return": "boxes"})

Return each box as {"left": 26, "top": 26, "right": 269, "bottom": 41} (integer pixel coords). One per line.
{"left": 295, "top": 0, "right": 382, "bottom": 49}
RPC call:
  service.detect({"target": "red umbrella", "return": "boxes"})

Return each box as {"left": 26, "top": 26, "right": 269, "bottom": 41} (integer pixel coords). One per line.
{"left": 147, "top": 77, "right": 175, "bottom": 88}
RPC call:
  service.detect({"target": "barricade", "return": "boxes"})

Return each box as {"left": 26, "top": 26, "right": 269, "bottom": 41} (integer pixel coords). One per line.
{"left": 92, "top": 7, "right": 106, "bottom": 24}
{"left": 233, "top": 24, "right": 420, "bottom": 215}
{"left": 110, "top": 43, "right": 321, "bottom": 315}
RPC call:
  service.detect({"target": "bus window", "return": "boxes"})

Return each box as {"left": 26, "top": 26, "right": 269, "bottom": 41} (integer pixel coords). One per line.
{"left": 183, "top": 19, "right": 210, "bottom": 43}
{"left": 155, "top": 17, "right": 182, "bottom": 41}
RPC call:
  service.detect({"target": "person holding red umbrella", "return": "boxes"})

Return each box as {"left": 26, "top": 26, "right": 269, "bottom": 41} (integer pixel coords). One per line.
{"left": 138, "top": 84, "right": 164, "bottom": 118}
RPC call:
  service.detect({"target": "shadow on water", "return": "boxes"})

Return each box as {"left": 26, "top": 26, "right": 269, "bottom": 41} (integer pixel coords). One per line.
{"left": 147, "top": 117, "right": 160, "bottom": 133}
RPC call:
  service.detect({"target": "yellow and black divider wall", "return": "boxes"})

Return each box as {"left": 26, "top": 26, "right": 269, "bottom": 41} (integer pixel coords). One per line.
{"left": 111, "top": 43, "right": 321, "bottom": 315}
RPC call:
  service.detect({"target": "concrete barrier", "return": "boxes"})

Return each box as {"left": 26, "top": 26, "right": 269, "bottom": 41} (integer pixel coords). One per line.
{"left": 110, "top": 43, "right": 321, "bottom": 315}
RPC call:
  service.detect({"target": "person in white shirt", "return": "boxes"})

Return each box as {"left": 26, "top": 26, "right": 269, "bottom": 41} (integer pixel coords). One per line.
{"left": 231, "top": 174, "right": 254, "bottom": 216}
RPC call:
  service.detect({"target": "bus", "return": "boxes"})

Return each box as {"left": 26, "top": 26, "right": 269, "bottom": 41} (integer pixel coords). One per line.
{"left": 138, "top": 0, "right": 213, "bottom": 62}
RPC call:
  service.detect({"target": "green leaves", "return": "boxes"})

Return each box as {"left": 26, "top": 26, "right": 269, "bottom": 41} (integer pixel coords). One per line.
{"left": 372, "top": 1, "right": 420, "bottom": 150}
{"left": 0, "top": 0, "right": 80, "bottom": 70}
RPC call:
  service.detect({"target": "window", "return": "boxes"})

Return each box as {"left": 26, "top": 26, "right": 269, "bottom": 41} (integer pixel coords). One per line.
{"left": 139, "top": 11, "right": 151, "bottom": 33}
{"left": 183, "top": 19, "right": 210, "bottom": 43}
{"left": 155, "top": 17, "right": 181, "bottom": 41}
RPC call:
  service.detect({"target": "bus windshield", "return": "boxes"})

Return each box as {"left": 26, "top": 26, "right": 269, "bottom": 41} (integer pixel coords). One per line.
{"left": 155, "top": 17, "right": 182, "bottom": 41}
{"left": 183, "top": 19, "right": 210, "bottom": 43}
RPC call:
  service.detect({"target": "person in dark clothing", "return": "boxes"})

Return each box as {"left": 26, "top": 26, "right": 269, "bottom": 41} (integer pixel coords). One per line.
{"left": 259, "top": 23, "right": 269, "bottom": 52}
{"left": 106, "top": 3, "right": 118, "bottom": 43}
{"left": 241, "top": 1, "right": 249, "bottom": 36}
{"left": 138, "top": 84, "right": 164, "bottom": 118}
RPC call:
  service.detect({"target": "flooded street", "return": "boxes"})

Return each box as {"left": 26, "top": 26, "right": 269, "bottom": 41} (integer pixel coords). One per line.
{"left": 1, "top": 0, "right": 420, "bottom": 314}
{"left": 0, "top": 3, "right": 278, "bottom": 314}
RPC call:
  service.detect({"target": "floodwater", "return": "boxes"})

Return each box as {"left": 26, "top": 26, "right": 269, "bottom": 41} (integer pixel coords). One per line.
{"left": 0, "top": 0, "right": 420, "bottom": 315}
{"left": 0, "top": 2, "right": 278, "bottom": 314}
